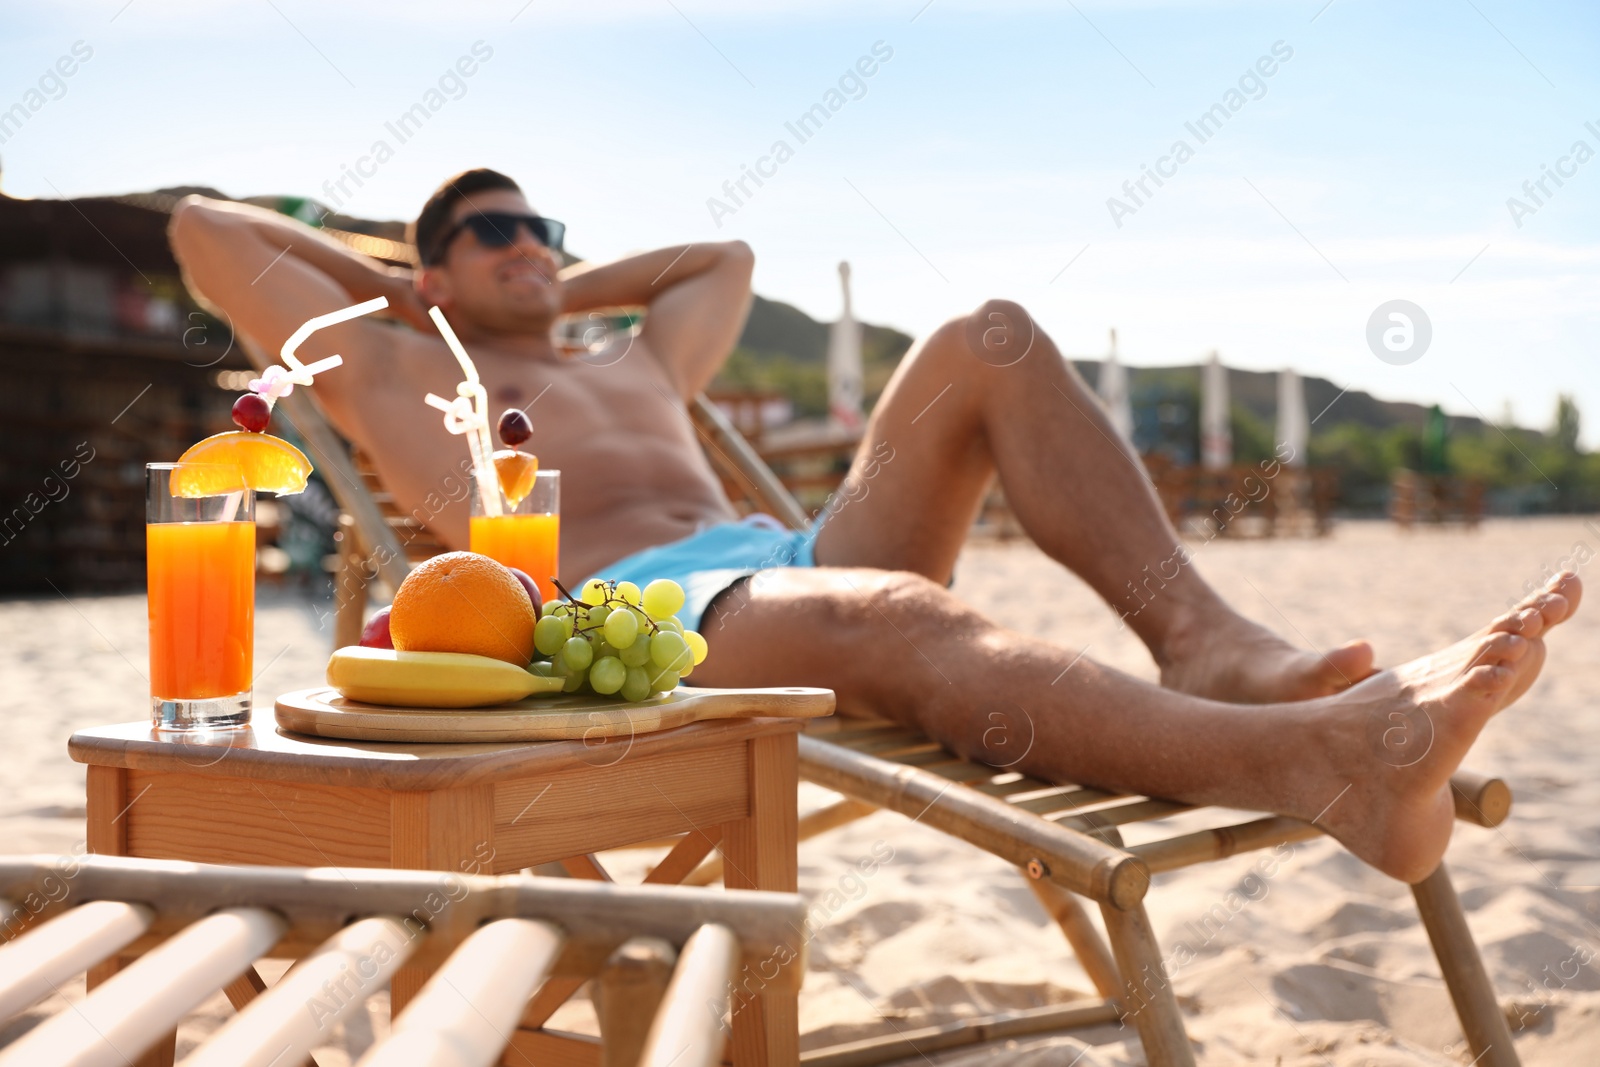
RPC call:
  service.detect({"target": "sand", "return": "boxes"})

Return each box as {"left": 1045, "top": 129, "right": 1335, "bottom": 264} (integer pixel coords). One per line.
{"left": 2, "top": 517, "right": 1598, "bottom": 1064}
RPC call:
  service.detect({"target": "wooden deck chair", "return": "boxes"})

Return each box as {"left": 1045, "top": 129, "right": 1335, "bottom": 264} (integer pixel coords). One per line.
{"left": 276, "top": 325, "right": 1523, "bottom": 1066}
{"left": 684, "top": 395, "right": 1523, "bottom": 1067}
{"left": 0, "top": 853, "right": 804, "bottom": 1067}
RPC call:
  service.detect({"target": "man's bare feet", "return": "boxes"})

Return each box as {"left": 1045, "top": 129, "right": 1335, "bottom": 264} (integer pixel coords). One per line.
{"left": 1296, "top": 573, "right": 1580, "bottom": 883}
{"left": 1159, "top": 612, "right": 1376, "bottom": 704}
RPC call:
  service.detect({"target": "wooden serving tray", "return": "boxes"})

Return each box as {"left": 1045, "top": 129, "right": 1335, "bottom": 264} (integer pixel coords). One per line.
{"left": 275, "top": 685, "right": 835, "bottom": 743}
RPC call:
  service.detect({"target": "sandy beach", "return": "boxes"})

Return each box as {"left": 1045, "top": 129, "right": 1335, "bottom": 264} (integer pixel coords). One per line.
{"left": 3, "top": 517, "right": 1597, "bottom": 1065}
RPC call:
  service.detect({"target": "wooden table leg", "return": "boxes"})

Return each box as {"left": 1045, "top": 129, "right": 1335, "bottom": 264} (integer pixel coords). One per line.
{"left": 85, "top": 766, "right": 178, "bottom": 1067}
{"left": 85, "top": 765, "right": 129, "bottom": 992}
{"left": 388, "top": 785, "right": 495, "bottom": 1015}
{"left": 720, "top": 733, "right": 798, "bottom": 1067}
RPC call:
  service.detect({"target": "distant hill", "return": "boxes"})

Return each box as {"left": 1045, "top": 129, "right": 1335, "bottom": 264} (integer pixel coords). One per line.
{"left": 738, "top": 293, "right": 912, "bottom": 368}
{"left": 722, "top": 295, "right": 913, "bottom": 418}
{"left": 1074, "top": 361, "right": 1484, "bottom": 437}
{"left": 731, "top": 293, "right": 1486, "bottom": 440}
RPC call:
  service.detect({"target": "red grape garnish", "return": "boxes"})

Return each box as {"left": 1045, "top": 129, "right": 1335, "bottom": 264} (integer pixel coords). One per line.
{"left": 232, "top": 393, "right": 271, "bottom": 433}
{"left": 498, "top": 408, "right": 532, "bottom": 446}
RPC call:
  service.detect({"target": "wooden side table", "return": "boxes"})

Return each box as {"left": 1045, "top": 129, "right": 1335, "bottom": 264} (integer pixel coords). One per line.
{"left": 70, "top": 707, "right": 816, "bottom": 1067}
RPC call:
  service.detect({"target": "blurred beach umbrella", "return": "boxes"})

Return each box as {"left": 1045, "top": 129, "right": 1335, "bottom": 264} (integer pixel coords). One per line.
{"left": 1200, "top": 349, "right": 1232, "bottom": 470}
{"left": 1422, "top": 403, "right": 1449, "bottom": 473}
{"left": 1277, "top": 368, "right": 1308, "bottom": 468}
{"left": 827, "top": 261, "right": 864, "bottom": 432}
{"left": 1098, "top": 328, "right": 1135, "bottom": 442}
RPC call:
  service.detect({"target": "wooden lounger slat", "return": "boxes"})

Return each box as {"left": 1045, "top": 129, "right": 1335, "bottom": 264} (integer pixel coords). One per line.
{"left": 912, "top": 759, "right": 1013, "bottom": 785}
{"left": 847, "top": 736, "right": 943, "bottom": 758}
{"left": 0, "top": 857, "right": 804, "bottom": 982}
{"left": 812, "top": 720, "right": 1509, "bottom": 842}
{"left": 1128, "top": 815, "right": 1325, "bottom": 874}
{"left": 880, "top": 746, "right": 959, "bottom": 767}
{"left": 970, "top": 774, "right": 1059, "bottom": 798}
{"left": 0, "top": 900, "right": 152, "bottom": 1023}
{"left": 798, "top": 736, "right": 1149, "bottom": 909}
{"left": 827, "top": 725, "right": 920, "bottom": 748}
{"left": 1006, "top": 786, "right": 1127, "bottom": 815}
{"left": 0, "top": 907, "right": 285, "bottom": 1067}
{"left": 798, "top": 999, "right": 1123, "bottom": 1067}
{"left": 359, "top": 918, "right": 562, "bottom": 1067}
{"left": 1, "top": 856, "right": 806, "bottom": 1067}
{"left": 797, "top": 715, "right": 861, "bottom": 735}
{"left": 822, "top": 719, "right": 906, "bottom": 738}
{"left": 1051, "top": 798, "right": 1195, "bottom": 833}
{"left": 185, "top": 916, "right": 414, "bottom": 1067}
{"left": 636, "top": 924, "right": 740, "bottom": 1067}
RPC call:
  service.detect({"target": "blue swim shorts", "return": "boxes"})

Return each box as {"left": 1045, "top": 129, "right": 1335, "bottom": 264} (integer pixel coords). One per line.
{"left": 581, "top": 514, "right": 819, "bottom": 632}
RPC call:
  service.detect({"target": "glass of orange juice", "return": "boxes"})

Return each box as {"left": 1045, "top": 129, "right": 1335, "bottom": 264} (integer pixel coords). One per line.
{"left": 146, "top": 463, "right": 255, "bottom": 730}
{"left": 469, "top": 469, "right": 560, "bottom": 603}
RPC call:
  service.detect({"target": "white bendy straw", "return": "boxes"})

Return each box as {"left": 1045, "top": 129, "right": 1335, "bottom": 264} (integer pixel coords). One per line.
{"left": 424, "top": 306, "right": 502, "bottom": 518}
{"left": 216, "top": 297, "right": 389, "bottom": 516}
{"left": 250, "top": 296, "right": 391, "bottom": 407}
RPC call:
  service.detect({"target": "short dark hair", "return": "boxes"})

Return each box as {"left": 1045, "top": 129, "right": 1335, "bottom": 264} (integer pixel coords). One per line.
{"left": 411, "top": 168, "right": 522, "bottom": 265}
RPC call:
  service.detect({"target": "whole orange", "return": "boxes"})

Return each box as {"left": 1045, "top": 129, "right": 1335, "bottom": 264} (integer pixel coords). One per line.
{"left": 389, "top": 552, "right": 536, "bottom": 665}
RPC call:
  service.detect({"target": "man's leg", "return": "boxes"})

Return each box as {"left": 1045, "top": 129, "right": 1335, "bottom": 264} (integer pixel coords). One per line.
{"left": 813, "top": 298, "right": 1372, "bottom": 703}
{"left": 694, "top": 568, "right": 1579, "bottom": 884}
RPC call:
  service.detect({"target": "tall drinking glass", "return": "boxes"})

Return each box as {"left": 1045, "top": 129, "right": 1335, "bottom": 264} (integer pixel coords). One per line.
{"left": 146, "top": 463, "right": 255, "bottom": 730}
{"left": 469, "top": 470, "right": 560, "bottom": 604}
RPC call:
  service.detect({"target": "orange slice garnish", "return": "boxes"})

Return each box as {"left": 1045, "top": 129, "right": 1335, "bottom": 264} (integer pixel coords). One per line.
{"left": 492, "top": 449, "right": 538, "bottom": 507}
{"left": 172, "top": 432, "right": 313, "bottom": 497}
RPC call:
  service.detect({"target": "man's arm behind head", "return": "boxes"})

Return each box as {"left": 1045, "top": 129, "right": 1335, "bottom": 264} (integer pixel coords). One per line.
{"left": 559, "top": 240, "right": 755, "bottom": 399}
{"left": 169, "top": 196, "right": 427, "bottom": 427}
{"left": 170, "top": 195, "right": 428, "bottom": 343}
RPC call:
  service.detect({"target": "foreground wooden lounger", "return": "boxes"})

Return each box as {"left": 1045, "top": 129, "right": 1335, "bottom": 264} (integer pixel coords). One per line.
{"left": 0, "top": 854, "right": 805, "bottom": 1067}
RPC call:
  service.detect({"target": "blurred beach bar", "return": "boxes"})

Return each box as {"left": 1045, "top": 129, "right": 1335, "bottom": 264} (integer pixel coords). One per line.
{"left": 0, "top": 186, "right": 412, "bottom": 594}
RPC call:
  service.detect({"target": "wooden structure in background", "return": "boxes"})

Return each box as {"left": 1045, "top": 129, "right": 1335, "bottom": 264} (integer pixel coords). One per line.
{"left": 1390, "top": 469, "right": 1486, "bottom": 529}
{"left": 0, "top": 195, "right": 248, "bottom": 592}
{"left": 702, "top": 388, "right": 791, "bottom": 448}
{"left": 68, "top": 705, "right": 809, "bottom": 1066}
{"left": 0, "top": 190, "right": 416, "bottom": 594}
{"left": 1144, "top": 454, "right": 1339, "bottom": 538}
{"left": 0, "top": 853, "right": 802, "bottom": 1067}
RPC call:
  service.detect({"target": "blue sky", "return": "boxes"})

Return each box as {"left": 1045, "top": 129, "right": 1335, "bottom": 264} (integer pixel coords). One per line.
{"left": 4, "top": 0, "right": 1597, "bottom": 443}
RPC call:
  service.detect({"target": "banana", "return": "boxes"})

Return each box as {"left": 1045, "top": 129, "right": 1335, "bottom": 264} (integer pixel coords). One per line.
{"left": 327, "top": 646, "right": 564, "bottom": 708}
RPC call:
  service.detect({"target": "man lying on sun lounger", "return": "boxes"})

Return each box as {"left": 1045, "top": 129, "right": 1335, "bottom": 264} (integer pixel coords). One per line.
{"left": 171, "top": 167, "right": 1580, "bottom": 885}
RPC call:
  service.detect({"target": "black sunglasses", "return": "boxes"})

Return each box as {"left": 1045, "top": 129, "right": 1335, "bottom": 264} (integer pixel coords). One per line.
{"left": 425, "top": 212, "right": 566, "bottom": 265}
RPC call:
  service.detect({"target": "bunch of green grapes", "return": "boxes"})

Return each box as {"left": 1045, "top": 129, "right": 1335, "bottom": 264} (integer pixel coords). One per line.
{"left": 529, "top": 578, "right": 708, "bottom": 700}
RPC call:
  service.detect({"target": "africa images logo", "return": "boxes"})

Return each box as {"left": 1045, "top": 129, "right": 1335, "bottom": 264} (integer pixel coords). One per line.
{"left": 1365, "top": 300, "right": 1431, "bottom": 366}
